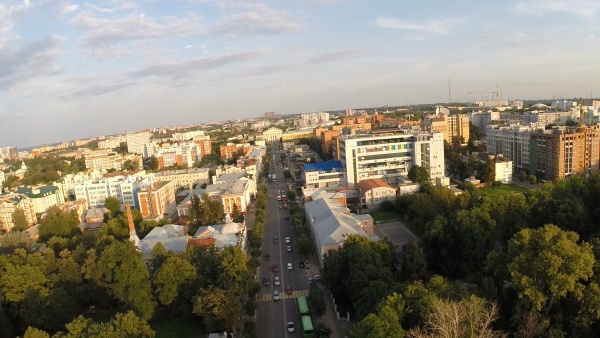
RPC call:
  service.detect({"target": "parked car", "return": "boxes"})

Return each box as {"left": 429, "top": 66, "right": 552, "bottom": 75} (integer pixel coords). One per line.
{"left": 273, "top": 290, "right": 280, "bottom": 301}
{"left": 298, "top": 261, "right": 305, "bottom": 268}
{"left": 309, "top": 274, "right": 321, "bottom": 281}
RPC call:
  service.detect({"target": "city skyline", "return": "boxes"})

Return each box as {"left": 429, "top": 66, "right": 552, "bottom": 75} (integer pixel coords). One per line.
{"left": 1, "top": 0, "right": 599, "bottom": 148}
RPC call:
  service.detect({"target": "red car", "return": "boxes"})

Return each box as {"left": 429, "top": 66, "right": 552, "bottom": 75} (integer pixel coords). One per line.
{"left": 272, "top": 263, "right": 279, "bottom": 272}
{"left": 286, "top": 286, "right": 293, "bottom": 295}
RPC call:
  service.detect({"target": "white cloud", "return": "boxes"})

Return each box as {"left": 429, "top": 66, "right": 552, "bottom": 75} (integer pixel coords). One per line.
{"left": 513, "top": 0, "right": 600, "bottom": 21}
{"left": 375, "top": 17, "right": 449, "bottom": 34}
{"left": 184, "top": 44, "right": 193, "bottom": 49}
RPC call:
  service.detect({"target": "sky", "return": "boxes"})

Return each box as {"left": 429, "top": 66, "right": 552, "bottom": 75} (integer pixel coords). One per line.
{"left": 1, "top": 0, "right": 600, "bottom": 148}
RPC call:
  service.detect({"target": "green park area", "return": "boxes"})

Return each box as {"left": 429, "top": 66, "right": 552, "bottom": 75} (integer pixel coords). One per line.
{"left": 478, "top": 183, "right": 530, "bottom": 198}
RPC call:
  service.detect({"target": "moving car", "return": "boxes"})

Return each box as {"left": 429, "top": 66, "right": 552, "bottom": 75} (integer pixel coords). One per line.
{"left": 286, "top": 286, "right": 293, "bottom": 295}
{"left": 272, "top": 263, "right": 279, "bottom": 272}
{"left": 285, "top": 237, "right": 291, "bottom": 244}
{"left": 265, "top": 253, "right": 271, "bottom": 260}
{"left": 262, "top": 277, "right": 269, "bottom": 286}
{"left": 274, "top": 276, "right": 281, "bottom": 286}
{"left": 286, "top": 322, "right": 295, "bottom": 332}
{"left": 273, "top": 236, "right": 279, "bottom": 243}
{"left": 273, "top": 290, "right": 280, "bottom": 301}
{"left": 287, "top": 245, "right": 292, "bottom": 252}
{"left": 287, "top": 263, "right": 292, "bottom": 270}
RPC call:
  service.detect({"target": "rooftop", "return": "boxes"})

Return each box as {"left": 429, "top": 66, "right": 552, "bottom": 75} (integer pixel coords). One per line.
{"left": 303, "top": 160, "right": 343, "bottom": 173}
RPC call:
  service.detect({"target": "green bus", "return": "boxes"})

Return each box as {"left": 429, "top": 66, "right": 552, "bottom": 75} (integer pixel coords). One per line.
{"left": 297, "top": 296, "right": 309, "bottom": 316}
{"left": 300, "top": 315, "right": 314, "bottom": 338}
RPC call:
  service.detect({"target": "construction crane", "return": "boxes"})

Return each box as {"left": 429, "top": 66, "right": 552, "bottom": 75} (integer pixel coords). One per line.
{"left": 467, "top": 90, "right": 499, "bottom": 103}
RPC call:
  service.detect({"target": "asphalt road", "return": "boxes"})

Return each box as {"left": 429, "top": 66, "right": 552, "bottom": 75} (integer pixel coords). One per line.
{"left": 256, "top": 144, "right": 312, "bottom": 338}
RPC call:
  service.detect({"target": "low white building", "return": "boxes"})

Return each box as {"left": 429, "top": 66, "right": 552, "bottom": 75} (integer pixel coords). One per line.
{"left": 193, "top": 215, "right": 247, "bottom": 251}
{"left": 16, "top": 186, "right": 65, "bottom": 214}
{"left": 304, "top": 198, "right": 373, "bottom": 266}
{"left": 356, "top": 179, "right": 396, "bottom": 211}
{"left": 493, "top": 157, "right": 513, "bottom": 184}
{"left": 302, "top": 160, "right": 344, "bottom": 189}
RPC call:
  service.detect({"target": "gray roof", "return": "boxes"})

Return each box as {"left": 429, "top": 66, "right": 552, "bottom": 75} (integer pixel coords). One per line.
{"left": 304, "top": 198, "right": 367, "bottom": 246}
{"left": 138, "top": 237, "right": 187, "bottom": 255}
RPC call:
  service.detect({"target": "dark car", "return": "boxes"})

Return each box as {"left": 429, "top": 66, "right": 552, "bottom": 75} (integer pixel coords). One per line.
{"left": 299, "top": 261, "right": 305, "bottom": 268}
{"left": 262, "top": 277, "right": 270, "bottom": 286}
{"left": 265, "top": 253, "right": 271, "bottom": 260}
{"left": 273, "top": 236, "right": 279, "bottom": 243}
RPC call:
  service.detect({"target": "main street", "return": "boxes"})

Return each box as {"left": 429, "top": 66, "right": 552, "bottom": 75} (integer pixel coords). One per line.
{"left": 256, "top": 143, "right": 313, "bottom": 337}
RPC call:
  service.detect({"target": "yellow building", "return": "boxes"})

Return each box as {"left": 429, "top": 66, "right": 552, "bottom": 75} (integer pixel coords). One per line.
{"left": 281, "top": 129, "right": 314, "bottom": 141}
{"left": 423, "top": 114, "right": 469, "bottom": 144}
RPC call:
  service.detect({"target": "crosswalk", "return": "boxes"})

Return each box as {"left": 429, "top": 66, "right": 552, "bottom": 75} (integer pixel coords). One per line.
{"left": 258, "top": 289, "right": 309, "bottom": 302}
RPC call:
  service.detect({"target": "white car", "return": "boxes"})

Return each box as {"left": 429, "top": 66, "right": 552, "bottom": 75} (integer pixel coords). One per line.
{"left": 273, "top": 289, "right": 280, "bottom": 301}
{"left": 274, "top": 276, "right": 281, "bottom": 286}
{"left": 287, "top": 322, "right": 295, "bottom": 332}
{"left": 285, "top": 237, "right": 291, "bottom": 244}
{"left": 287, "top": 263, "right": 292, "bottom": 270}
{"left": 287, "top": 245, "right": 292, "bottom": 252}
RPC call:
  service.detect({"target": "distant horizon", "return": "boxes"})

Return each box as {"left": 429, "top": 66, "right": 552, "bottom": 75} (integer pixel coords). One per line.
{"left": 3, "top": 96, "right": 595, "bottom": 150}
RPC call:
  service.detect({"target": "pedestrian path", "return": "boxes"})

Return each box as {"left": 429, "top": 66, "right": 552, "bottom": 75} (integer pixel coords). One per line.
{"left": 257, "top": 289, "right": 309, "bottom": 302}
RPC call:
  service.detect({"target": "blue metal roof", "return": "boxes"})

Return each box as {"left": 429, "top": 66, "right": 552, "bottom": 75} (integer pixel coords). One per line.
{"left": 303, "top": 160, "right": 343, "bottom": 172}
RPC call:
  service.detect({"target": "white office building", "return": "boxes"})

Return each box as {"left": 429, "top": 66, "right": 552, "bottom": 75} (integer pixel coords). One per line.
{"left": 338, "top": 130, "right": 445, "bottom": 187}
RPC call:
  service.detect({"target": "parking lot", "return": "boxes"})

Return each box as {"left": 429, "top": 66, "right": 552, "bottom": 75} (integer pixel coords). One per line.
{"left": 374, "top": 221, "right": 418, "bottom": 247}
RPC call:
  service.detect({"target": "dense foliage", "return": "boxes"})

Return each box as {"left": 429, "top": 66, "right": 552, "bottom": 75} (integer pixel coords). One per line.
{"left": 322, "top": 172, "right": 600, "bottom": 337}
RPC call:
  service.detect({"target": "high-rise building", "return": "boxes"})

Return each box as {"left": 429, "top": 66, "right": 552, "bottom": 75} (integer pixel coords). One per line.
{"left": 74, "top": 174, "right": 154, "bottom": 210}
{"left": 338, "top": 130, "right": 445, "bottom": 186}
{"left": 126, "top": 131, "right": 151, "bottom": 155}
{"left": 530, "top": 125, "right": 600, "bottom": 179}
{"left": 486, "top": 124, "right": 533, "bottom": 172}
{"left": 84, "top": 150, "right": 124, "bottom": 171}
{"left": 422, "top": 114, "right": 469, "bottom": 144}
{"left": 137, "top": 180, "right": 177, "bottom": 219}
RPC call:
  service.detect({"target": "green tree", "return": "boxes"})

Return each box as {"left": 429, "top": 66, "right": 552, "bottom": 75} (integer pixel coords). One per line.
{"left": 351, "top": 292, "right": 405, "bottom": 338}
{"left": 38, "top": 206, "right": 79, "bottom": 241}
{"left": 489, "top": 224, "right": 594, "bottom": 325}
{"left": 399, "top": 241, "right": 427, "bottom": 281}
{"left": 308, "top": 281, "right": 327, "bottom": 319}
{"left": 104, "top": 196, "right": 122, "bottom": 217}
{"left": 408, "top": 165, "right": 430, "bottom": 185}
{"left": 11, "top": 208, "right": 28, "bottom": 232}
{"left": 479, "top": 159, "right": 496, "bottom": 183}
{"left": 53, "top": 311, "right": 155, "bottom": 338}
{"left": 98, "top": 241, "right": 156, "bottom": 320}
{"left": 231, "top": 203, "right": 242, "bottom": 223}
{"left": 149, "top": 156, "right": 159, "bottom": 170}
{"left": 22, "top": 327, "right": 50, "bottom": 338}
{"left": 153, "top": 255, "right": 197, "bottom": 306}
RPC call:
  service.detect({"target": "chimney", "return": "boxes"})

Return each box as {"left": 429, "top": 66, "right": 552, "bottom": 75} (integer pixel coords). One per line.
{"left": 126, "top": 203, "right": 136, "bottom": 235}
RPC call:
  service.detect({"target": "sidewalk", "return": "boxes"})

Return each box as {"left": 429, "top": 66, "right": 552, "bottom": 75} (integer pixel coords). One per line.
{"left": 315, "top": 283, "right": 352, "bottom": 338}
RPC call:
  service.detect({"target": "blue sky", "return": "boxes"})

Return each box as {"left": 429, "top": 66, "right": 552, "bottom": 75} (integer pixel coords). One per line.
{"left": 1, "top": 0, "right": 599, "bottom": 148}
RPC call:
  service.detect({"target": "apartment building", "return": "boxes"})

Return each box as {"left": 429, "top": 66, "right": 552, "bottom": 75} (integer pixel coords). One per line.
{"left": 486, "top": 124, "right": 533, "bottom": 172}
{"left": 193, "top": 135, "right": 213, "bottom": 156}
{"left": 338, "top": 130, "right": 445, "bottom": 186}
{"left": 468, "top": 111, "right": 500, "bottom": 131}
{"left": 530, "top": 125, "right": 600, "bottom": 179}
{"left": 220, "top": 143, "right": 240, "bottom": 159}
{"left": 84, "top": 150, "right": 124, "bottom": 171}
{"left": 75, "top": 174, "right": 155, "bottom": 209}
{"left": 126, "top": 131, "right": 151, "bottom": 155}
{"left": 137, "top": 180, "right": 178, "bottom": 219}
{"left": 422, "top": 114, "right": 470, "bottom": 144}
{"left": 15, "top": 186, "right": 64, "bottom": 214}
{"left": 172, "top": 130, "right": 204, "bottom": 141}
{"left": 154, "top": 168, "right": 210, "bottom": 189}
{"left": 0, "top": 195, "right": 36, "bottom": 231}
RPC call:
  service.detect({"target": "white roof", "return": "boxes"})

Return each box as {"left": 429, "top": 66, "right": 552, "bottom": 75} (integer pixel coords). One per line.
{"left": 143, "top": 224, "right": 184, "bottom": 240}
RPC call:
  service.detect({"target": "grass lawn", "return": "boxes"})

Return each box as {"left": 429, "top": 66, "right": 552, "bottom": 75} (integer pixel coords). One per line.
{"left": 151, "top": 315, "right": 206, "bottom": 338}
{"left": 369, "top": 210, "right": 401, "bottom": 223}
{"left": 478, "top": 184, "right": 530, "bottom": 198}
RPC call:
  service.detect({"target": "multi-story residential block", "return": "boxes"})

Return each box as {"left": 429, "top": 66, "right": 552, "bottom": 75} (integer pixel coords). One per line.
{"left": 499, "top": 111, "right": 579, "bottom": 127}
{"left": 154, "top": 168, "right": 210, "bottom": 190}
{"left": 338, "top": 130, "right": 445, "bottom": 186}
{"left": 220, "top": 143, "right": 239, "bottom": 159}
{"left": 0, "top": 195, "right": 36, "bottom": 231}
{"left": 193, "top": 135, "right": 213, "bottom": 156}
{"left": 468, "top": 111, "right": 500, "bottom": 131}
{"left": 302, "top": 160, "right": 344, "bottom": 189}
{"left": 530, "top": 125, "right": 600, "bottom": 179}
{"left": 97, "top": 137, "right": 124, "bottom": 150}
{"left": 126, "top": 131, "right": 151, "bottom": 155}
{"left": 1, "top": 147, "right": 18, "bottom": 161}
{"left": 172, "top": 130, "right": 205, "bottom": 141}
{"left": 84, "top": 150, "right": 124, "bottom": 171}
{"left": 486, "top": 124, "right": 533, "bottom": 172}
{"left": 137, "top": 180, "right": 178, "bottom": 219}
{"left": 75, "top": 174, "right": 155, "bottom": 209}
{"left": 423, "top": 114, "right": 470, "bottom": 144}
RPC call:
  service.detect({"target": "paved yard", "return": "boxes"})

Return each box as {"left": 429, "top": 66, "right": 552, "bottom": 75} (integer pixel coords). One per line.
{"left": 375, "top": 221, "right": 418, "bottom": 246}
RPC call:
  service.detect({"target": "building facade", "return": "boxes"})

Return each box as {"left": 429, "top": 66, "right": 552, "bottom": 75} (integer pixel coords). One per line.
{"left": 137, "top": 180, "right": 178, "bottom": 219}
{"left": 262, "top": 127, "right": 283, "bottom": 142}
{"left": 126, "top": 131, "right": 151, "bottom": 155}
{"left": 0, "top": 195, "right": 36, "bottom": 231}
